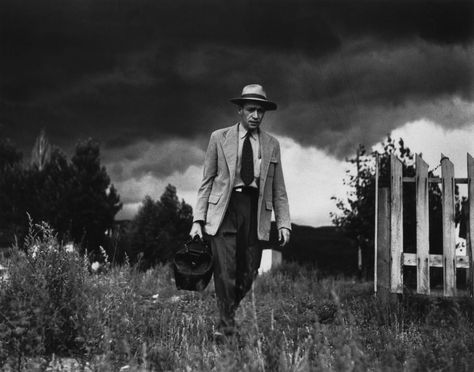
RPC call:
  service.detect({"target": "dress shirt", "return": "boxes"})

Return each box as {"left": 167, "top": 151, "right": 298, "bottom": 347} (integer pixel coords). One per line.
{"left": 234, "top": 123, "right": 261, "bottom": 189}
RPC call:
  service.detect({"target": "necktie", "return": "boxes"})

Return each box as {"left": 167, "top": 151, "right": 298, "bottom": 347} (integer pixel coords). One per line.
{"left": 241, "top": 132, "right": 254, "bottom": 185}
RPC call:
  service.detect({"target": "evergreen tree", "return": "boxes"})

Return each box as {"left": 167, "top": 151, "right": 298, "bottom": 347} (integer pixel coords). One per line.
{"left": 0, "top": 134, "right": 122, "bottom": 255}
{"left": 69, "top": 138, "right": 122, "bottom": 257}
{"left": 129, "top": 185, "right": 193, "bottom": 269}
{"left": 0, "top": 139, "right": 26, "bottom": 245}
{"left": 156, "top": 184, "right": 193, "bottom": 261}
{"left": 129, "top": 196, "right": 161, "bottom": 266}
{"left": 0, "top": 138, "right": 22, "bottom": 169}
{"left": 34, "top": 148, "right": 75, "bottom": 238}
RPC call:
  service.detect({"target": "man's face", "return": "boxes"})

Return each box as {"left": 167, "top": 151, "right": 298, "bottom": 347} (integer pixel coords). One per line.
{"left": 238, "top": 102, "right": 266, "bottom": 132}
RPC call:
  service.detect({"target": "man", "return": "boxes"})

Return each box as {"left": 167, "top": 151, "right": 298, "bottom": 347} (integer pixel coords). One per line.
{"left": 190, "top": 84, "right": 291, "bottom": 335}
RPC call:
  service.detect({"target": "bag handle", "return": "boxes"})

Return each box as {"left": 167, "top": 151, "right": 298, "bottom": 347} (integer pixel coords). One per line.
{"left": 184, "top": 235, "right": 210, "bottom": 256}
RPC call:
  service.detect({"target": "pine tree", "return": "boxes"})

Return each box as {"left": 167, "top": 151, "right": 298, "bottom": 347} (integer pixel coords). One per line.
{"left": 69, "top": 139, "right": 122, "bottom": 257}
{"left": 0, "top": 138, "right": 22, "bottom": 170}
{"left": 129, "top": 196, "right": 161, "bottom": 266}
{"left": 36, "top": 148, "right": 75, "bottom": 238}
{"left": 0, "top": 139, "right": 25, "bottom": 245}
{"left": 0, "top": 135, "right": 122, "bottom": 254}
{"left": 129, "top": 185, "right": 193, "bottom": 269}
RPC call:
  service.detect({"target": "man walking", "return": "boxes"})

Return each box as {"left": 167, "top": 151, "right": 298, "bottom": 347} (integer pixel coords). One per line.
{"left": 190, "top": 84, "right": 291, "bottom": 336}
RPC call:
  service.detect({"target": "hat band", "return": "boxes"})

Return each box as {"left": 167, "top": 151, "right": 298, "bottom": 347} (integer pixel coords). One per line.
{"left": 240, "top": 93, "right": 269, "bottom": 101}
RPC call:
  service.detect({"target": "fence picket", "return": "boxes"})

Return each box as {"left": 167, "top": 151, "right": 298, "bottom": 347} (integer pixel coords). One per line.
{"left": 378, "top": 153, "right": 473, "bottom": 298}
{"left": 441, "top": 155, "right": 456, "bottom": 296}
{"left": 468, "top": 153, "right": 474, "bottom": 296}
{"left": 390, "top": 155, "right": 403, "bottom": 293}
{"left": 416, "top": 155, "right": 430, "bottom": 294}
{"left": 377, "top": 188, "right": 391, "bottom": 297}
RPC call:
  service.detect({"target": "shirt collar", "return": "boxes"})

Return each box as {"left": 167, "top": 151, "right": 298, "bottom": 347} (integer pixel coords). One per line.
{"left": 238, "top": 123, "right": 258, "bottom": 140}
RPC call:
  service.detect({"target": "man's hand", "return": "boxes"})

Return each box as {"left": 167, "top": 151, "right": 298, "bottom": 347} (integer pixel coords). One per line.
{"left": 278, "top": 227, "right": 290, "bottom": 247}
{"left": 189, "top": 221, "right": 203, "bottom": 239}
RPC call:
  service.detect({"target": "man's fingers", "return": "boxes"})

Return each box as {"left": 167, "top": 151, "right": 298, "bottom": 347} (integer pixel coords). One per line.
{"left": 189, "top": 223, "right": 203, "bottom": 238}
{"left": 279, "top": 229, "right": 290, "bottom": 246}
{"left": 278, "top": 229, "right": 290, "bottom": 246}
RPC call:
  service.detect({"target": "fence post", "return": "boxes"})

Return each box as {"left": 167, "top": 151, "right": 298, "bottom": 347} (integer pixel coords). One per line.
{"left": 390, "top": 155, "right": 403, "bottom": 293}
{"left": 441, "top": 154, "right": 456, "bottom": 297}
{"left": 377, "top": 187, "right": 391, "bottom": 300}
{"left": 467, "top": 153, "right": 474, "bottom": 296}
{"left": 416, "top": 154, "right": 430, "bottom": 294}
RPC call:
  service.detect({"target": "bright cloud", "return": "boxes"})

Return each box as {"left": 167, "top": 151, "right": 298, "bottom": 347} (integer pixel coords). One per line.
{"left": 115, "top": 165, "right": 203, "bottom": 220}
{"left": 391, "top": 119, "right": 474, "bottom": 177}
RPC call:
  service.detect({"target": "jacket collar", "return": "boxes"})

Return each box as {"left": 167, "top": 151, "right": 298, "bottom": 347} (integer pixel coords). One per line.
{"left": 259, "top": 129, "right": 273, "bottom": 185}
{"left": 222, "top": 123, "right": 239, "bottom": 184}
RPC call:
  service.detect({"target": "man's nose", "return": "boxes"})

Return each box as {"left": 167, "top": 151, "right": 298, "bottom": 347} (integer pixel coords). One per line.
{"left": 251, "top": 110, "right": 260, "bottom": 118}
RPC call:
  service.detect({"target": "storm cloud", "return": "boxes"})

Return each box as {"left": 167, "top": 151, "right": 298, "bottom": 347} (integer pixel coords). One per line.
{"left": 1, "top": 0, "right": 473, "bottom": 175}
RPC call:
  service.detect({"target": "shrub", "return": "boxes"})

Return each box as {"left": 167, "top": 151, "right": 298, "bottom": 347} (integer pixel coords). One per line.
{"left": 0, "top": 220, "right": 89, "bottom": 369}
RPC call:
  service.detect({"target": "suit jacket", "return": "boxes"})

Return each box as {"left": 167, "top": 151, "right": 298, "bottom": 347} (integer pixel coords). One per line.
{"left": 193, "top": 123, "right": 291, "bottom": 241}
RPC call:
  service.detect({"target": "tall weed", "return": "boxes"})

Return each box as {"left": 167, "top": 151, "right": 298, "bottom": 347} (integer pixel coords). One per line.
{"left": 1, "top": 238, "right": 474, "bottom": 371}
{"left": 0, "top": 221, "right": 89, "bottom": 369}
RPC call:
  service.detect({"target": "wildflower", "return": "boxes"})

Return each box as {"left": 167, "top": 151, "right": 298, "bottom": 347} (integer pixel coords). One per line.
{"left": 91, "top": 262, "right": 100, "bottom": 272}
{"left": 99, "top": 245, "right": 109, "bottom": 263}
{"left": 152, "top": 294, "right": 159, "bottom": 300}
{"left": 65, "top": 243, "right": 74, "bottom": 253}
{"left": 0, "top": 264, "right": 8, "bottom": 282}
{"left": 169, "top": 295, "right": 181, "bottom": 303}
{"left": 31, "top": 244, "right": 39, "bottom": 259}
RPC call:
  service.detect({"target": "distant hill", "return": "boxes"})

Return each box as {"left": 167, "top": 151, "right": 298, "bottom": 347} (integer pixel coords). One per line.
{"left": 111, "top": 219, "right": 359, "bottom": 276}
{"left": 264, "top": 223, "right": 358, "bottom": 276}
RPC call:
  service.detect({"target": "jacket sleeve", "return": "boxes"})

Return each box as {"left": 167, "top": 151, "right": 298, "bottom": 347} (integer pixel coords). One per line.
{"left": 193, "top": 132, "right": 218, "bottom": 223}
{"left": 272, "top": 140, "right": 291, "bottom": 231}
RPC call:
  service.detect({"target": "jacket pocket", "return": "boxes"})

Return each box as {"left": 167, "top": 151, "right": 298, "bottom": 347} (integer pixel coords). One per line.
{"left": 265, "top": 200, "right": 273, "bottom": 211}
{"left": 268, "top": 159, "right": 278, "bottom": 178}
{"left": 208, "top": 193, "right": 221, "bottom": 205}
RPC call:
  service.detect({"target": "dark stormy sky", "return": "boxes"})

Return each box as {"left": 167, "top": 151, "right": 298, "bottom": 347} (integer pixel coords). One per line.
{"left": 1, "top": 0, "right": 473, "bottom": 225}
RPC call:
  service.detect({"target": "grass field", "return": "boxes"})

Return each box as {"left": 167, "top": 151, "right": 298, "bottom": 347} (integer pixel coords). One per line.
{"left": 2, "top": 265, "right": 474, "bottom": 371}
{"left": 1, "top": 227, "right": 474, "bottom": 371}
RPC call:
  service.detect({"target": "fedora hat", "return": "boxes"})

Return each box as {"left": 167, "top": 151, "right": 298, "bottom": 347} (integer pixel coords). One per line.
{"left": 230, "top": 84, "right": 277, "bottom": 111}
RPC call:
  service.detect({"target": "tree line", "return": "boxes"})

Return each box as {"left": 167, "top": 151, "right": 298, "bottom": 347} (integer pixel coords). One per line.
{"left": 0, "top": 131, "right": 192, "bottom": 267}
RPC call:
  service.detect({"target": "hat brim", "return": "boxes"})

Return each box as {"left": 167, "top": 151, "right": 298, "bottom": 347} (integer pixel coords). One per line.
{"left": 230, "top": 97, "right": 277, "bottom": 111}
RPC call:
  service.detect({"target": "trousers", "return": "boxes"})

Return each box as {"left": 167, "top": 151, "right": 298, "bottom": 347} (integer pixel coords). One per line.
{"left": 209, "top": 188, "right": 262, "bottom": 329}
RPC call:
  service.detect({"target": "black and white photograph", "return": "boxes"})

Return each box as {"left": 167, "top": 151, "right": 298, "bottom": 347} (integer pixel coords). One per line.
{"left": 1, "top": 0, "right": 473, "bottom": 370}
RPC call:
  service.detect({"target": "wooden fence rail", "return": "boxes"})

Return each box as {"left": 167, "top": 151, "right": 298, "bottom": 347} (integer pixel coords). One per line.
{"left": 376, "top": 153, "right": 474, "bottom": 297}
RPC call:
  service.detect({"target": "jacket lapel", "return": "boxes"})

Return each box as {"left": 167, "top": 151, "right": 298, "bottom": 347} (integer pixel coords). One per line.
{"left": 222, "top": 123, "right": 239, "bottom": 184}
{"left": 259, "top": 130, "right": 274, "bottom": 187}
